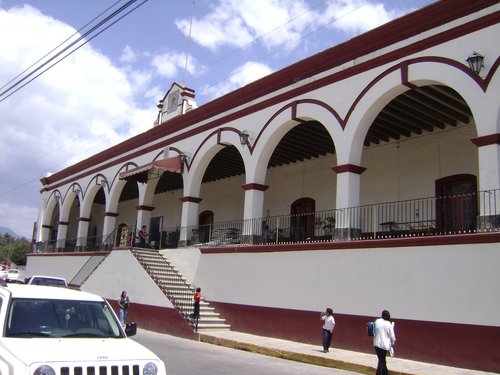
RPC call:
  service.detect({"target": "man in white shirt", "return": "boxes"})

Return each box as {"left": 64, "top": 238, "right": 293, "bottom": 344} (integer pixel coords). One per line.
{"left": 374, "top": 310, "right": 396, "bottom": 375}
{"left": 320, "top": 307, "right": 335, "bottom": 353}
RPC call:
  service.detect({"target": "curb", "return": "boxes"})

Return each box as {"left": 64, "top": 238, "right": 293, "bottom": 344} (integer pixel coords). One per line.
{"left": 199, "top": 334, "right": 410, "bottom": 375}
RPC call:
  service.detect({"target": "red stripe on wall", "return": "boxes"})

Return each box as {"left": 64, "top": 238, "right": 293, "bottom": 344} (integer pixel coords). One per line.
{"left": 107, "top": 300, "right": 198, "bottom": 340}
{"left": 208, "top": 301, "right": 500, "bottom": 373}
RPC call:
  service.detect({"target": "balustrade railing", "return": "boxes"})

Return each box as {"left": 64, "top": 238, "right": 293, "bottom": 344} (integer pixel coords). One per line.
{"left": 159, "top": 189, "right": 500, "bottom": 248}
{"left": 35, "top": 189, "right": 500, "bottom": 253}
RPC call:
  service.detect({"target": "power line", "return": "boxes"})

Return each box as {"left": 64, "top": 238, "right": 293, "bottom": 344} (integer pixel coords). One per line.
{"left": 0, "top": 0, "right": 124, "bottom": 94}
{"left": 0, "top": 0, "right": 148, "bottom": 103}
{"left": 183, "top": 0, "right": 196, "bottom": 85}
{"left": 0, "top": 1, "right": 426, "bottom": 198}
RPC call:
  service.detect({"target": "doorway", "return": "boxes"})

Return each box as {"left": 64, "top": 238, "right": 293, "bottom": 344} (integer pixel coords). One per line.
{"left": 198, "top": 211, "right": 214, "bottom": 243}
{"left": 436, "top": 174, "right": 477, "bottom": 233}
{"left": 291, "top": 198, "right": 315, "bottom": 241}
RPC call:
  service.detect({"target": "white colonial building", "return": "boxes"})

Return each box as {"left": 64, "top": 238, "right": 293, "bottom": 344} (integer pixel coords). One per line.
{"left": 28, "top": 1, "right": 499, "bottom": 372}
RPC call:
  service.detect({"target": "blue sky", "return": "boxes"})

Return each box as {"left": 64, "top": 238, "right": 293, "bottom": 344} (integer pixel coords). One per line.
{"left": 0, "top": 0, "right": 434, "bottom": 238}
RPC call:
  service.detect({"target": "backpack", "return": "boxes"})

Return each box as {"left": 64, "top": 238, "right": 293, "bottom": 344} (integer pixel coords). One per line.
{"left": 367, "top": 321, "right": 375, "bottom": 336}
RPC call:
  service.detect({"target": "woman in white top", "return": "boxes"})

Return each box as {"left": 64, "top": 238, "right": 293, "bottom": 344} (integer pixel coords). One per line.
{"left": 374, "top": 310, "right": 396, "bottom": 375}
{"left": 320, "top": 307, "right": 335, "bottom": 353}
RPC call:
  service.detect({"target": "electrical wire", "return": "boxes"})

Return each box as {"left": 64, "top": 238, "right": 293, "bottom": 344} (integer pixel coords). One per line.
{"left": 183, "top": 0, "right": 196, "bottom": 85}
{"left": 0, "top": 1, "right": 429, "bottom": 198}
{"left": 0, "top": 0, "right": 124, "bottom": 93}
{"left": 0, "top": 0, "right": 148, "bottom": 103}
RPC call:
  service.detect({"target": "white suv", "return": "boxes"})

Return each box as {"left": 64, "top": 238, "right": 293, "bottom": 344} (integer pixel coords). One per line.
{"left": 0, "top": 283, "right": 166, "bottom": 375}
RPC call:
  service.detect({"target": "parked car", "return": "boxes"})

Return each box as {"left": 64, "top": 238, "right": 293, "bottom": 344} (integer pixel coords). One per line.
{"left": 0, "top": 268, "right": 21, "bottom": 283}
{"left": 25, "top": 275, "right": 68, "bottom": 287}
{"left": 0, "top": 283, "right": 166, "bottom": 374}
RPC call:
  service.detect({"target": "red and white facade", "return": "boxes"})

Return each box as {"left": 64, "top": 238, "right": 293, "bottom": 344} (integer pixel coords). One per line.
{"left": 30, "top": 1, "right": 499, "bottom": 372}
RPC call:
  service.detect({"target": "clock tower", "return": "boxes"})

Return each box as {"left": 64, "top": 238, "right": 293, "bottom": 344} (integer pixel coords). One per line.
{"left": 155, "top": 82, "right": 197, "bottom": 126}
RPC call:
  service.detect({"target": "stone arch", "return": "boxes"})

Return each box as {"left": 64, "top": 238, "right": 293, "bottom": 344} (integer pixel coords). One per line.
{"left": 183, "top": 128, "right": 247, "bottom": 197}
{"left": 250, "top": 101, "right": 340, "bottom": 184}
{"left": 343, "top": 58, "right": 495, "bottom": 165}
{"left": 81, "top": 174, "right": 108, "bottom": 219}
{"left": 41, "top": 190, "right": 62, "bottom": 227}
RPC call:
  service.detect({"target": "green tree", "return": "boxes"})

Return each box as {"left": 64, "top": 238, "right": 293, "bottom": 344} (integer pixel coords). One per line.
{"left": 0, "top": 234, "right": 30, "bottom": 266}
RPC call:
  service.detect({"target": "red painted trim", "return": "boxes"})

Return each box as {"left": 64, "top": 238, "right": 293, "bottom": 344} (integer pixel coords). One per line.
{"left": 331, "top": 164, "right": 366, "bottom": 174}
{"left": 208, "top": 301, "right": 500, "bottom": 373}
{"left": 400, "top": 61, "right": 418, "bottom": 89}
{"left": 179, "top": 196, "right": 202, "bottom": 203}
{"left": 136, "top": 205, "right": 154, "bottom": 211}
{"left": 471, "top": 133, "right": 500, "bottom": 147}
{"left": 40, "top": 5, "right": 499, "bottom": 186}
{"left": 57, "top": 221, "right": 69, "bottom": 226}
{"left": 200, "top": 232, "right": 500, "bottom": 254}
{"left": 241, "top": 183, "right": 269, "bottom": 191}
{"left": 104, "top": 212, "right": 119, "bottom": 217}
{"left": 77, "top": 217, "right": 90, "bottom": 222}
{"left": 180, "top": 91, "right": 195, "bottom": 99}
{"left": 107, "top": 300, "right": 198, "bottom": 340}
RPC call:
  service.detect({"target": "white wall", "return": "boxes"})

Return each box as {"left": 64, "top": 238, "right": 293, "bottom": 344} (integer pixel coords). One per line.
{"left": 25, "top": 255, "right": 92, "bottom": 282}
{"left": 193, "top": 242, "right": 500, "bottom": 327}
{"left": 82, "top": 250, "right": 173, "bottom": 308}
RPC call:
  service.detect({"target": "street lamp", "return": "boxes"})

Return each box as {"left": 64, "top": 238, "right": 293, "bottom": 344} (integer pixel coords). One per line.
{"left": 466, "top": 52, "right": 484, "bottom": 75}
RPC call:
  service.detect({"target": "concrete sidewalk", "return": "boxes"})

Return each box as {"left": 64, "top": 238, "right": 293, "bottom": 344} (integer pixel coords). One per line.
{"left": 199, "top": 330, "right": 496, "bottom": 375}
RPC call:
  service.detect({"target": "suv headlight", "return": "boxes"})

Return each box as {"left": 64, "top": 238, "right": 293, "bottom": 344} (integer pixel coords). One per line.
{"left": 143, "top": 362, "right": 158, "bottom": 375}
{"left": 34, "top": 365, "right": 56, "bottom": 375}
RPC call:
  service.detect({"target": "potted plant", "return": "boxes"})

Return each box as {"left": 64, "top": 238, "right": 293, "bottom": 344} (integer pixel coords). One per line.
{"left": 322, "top": 216, "right": 336, "bottom": 238}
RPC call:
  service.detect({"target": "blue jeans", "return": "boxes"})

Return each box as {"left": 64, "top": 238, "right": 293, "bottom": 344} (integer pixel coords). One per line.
{"left": 322, "top": 329, "right": 332, "bottom": 351}
{"left": 119, "top": 308, "right": 127, "bottom": 325}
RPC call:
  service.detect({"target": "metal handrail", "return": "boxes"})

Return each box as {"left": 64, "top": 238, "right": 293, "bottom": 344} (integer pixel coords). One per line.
{"left": 37, "top": 189, "right": 500, "bottom": 252}
{"left": 159, "top": 188, "right": 500, "bottom": 247}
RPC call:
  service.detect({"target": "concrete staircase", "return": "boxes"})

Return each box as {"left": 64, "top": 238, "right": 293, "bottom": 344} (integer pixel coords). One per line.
{"left": 130, "top": 247, "right": 230, "bottom": 332}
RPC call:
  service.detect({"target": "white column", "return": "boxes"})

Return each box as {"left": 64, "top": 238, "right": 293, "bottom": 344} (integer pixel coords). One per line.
{"left": 56, "top": 222, "right": 68, "bottom": 251}
{"left": 475, "top": 143, "right": 500, "bottom": 192}
{"left": 332, "top": 164, "right": 366, "bottom": 238}
{"left": 136, "top": 205, "right": 154, "bottom": 231}
{"left": 241, "top": 183, "right": 268, "bottom": 243}
{"left": 76, "top": 218, "right": 90, "bottom": 251}
{"left": 471, "top": 135, "right": 500, "bottom": 229}
{"left": 179, "top": 197, "right": 202, "bottom": 246}
{"left": 103, "top": 213, "right": 118, "bottom": 248}
{"left": 40, "top": 225, "right": 51, "bottom": 242}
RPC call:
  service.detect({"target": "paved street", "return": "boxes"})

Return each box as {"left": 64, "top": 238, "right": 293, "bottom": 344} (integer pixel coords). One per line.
{"left": 132, "top": 329, "right": 359, "bottom": 375}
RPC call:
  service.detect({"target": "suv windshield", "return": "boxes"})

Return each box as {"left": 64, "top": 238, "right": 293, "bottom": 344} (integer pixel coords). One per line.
{"left": 30, "top": 277, "right": 66, "bottom": 287}
{"left": 5, "top": 298, "right": 123, "bottom": 338}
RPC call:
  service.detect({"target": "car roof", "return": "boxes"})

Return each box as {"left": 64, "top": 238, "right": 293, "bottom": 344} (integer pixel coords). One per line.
{"left": 0, "top": 284, "right": 104, "bottom": 302}
{"left": 29, "top": 275, "right": 66, "bottom": 281}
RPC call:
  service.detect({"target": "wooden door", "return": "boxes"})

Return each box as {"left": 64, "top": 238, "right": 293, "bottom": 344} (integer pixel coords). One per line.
{"left": 436, "top": 174, "right": 477, "bottom": 234}
{"left": 291, "top": 198, "right": 315, "bottom": 241}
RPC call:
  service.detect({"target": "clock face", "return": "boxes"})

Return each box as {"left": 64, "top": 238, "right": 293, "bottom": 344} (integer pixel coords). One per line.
{"left": 167, "top": 91, "right": 179, "bottom": 113}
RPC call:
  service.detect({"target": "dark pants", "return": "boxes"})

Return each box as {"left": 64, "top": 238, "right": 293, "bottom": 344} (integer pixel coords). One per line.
{"left": 375, "top": 346, "right": 389, "bottom": 375}
{"left": 193, "top": 302, "right": 200, "bottom": 319}
{"left": 322, "top": 329, "right": 332, "bottom": 351}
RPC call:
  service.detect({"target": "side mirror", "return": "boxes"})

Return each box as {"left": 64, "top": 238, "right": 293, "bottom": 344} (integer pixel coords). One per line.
{"left": 125, "top": 322, "right": 137, "bottom": 337}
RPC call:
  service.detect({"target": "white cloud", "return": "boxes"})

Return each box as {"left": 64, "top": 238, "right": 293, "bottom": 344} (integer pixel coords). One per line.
{"left": 0, "top": 5, "right": 154, "bottom": 238}
{"left": 151, "top": 50, "right": 204, "bottom": 79}
{"left": 175, "top": 0, "right": 314, "bottom": 51}
{"left": 202, "top": 61, "right": 273, "bottom": 98}
{"left": 0, "top": 202, "right": 38, "bottom": 239}
{"left": 120, "top": 45, "right": 137, "bottom": 64}
{"left": 322, "top": 0, "right": 398, "bottom": 34}
{"left": 176, "top": 0, "right": 403, "bottom": 53}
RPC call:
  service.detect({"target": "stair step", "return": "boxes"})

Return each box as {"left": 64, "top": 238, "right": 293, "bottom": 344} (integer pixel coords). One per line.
{"left": 130, "top": 248, "right": 231, "bottom": 333}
